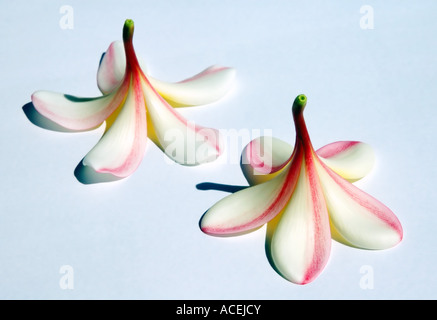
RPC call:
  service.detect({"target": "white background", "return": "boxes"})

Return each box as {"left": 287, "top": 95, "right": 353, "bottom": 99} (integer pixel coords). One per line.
{"left": 0, "top": 0, "right": 436, "bottom": 299}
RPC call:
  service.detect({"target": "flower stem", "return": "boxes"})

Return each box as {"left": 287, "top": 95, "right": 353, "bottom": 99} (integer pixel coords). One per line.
{"left": 292, "top": 94, "right": 307, "bottom": 116}
{"left": 122, "top": 19, "right": 140, "bottom": 72}
{"left": 292, "top": 94, "right": 313, "bottom": 151}
{"left": 123, "top": 19, "right": 135, "bottom": 43}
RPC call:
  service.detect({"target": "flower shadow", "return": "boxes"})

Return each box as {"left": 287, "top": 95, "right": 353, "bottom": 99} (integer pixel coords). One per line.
{"left": 264, "top": 213, "right": 285, "bottom": 279}
{"left": 22, "top": 102, "right": 76, "bottom": 133}
{"left": 22, "top": 101, "right": 122, "bottom": 184}
{"left": 197, "top": 182, "right": 255, "bottom": 237}
{"left": 195, "top": 182, "right": 247, "bottom": 193}
{"left": 196, "top": 180, "right": 284, "bottom": 277}
{"left": 74, "top": 162, "right": 123, "bottom": 184}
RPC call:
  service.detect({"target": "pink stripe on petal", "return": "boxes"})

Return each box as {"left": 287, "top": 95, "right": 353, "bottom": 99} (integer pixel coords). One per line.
{"left": 142, "top": 74, "right": 222, "bottom": 163}
{"left": 178, "top": 65, "right": 230, "bottom": 83}
{"left": 97, "top": 41, "right": 127, "bottom": 94}
{"left": 241, "top": 136, "right": 295, "bottom": 186}
{"left": 316, "top": 141, "right": 360, "bottom": 159}
{"left": 32, "top": 76, "right": 129, "bottom": 131}
{"left": 102, "top": 44, "right": 119, "bottom": 88}
{"left": 201, "top": 148, "right": 302, "bottom": 236}
{"left": 244, "top": 138, "right": 290, "bottom": 175}
{"left": 268, "top": 147, "right": 331, "bottom": 285}
{"left": 148, "top": 65, "right": 236, "bottom": 107}
{"left": 301, "top": 150, "right": 331, "bottom": 284}
{"left": 268, "top": 148, "right": 331, "bottom": 285}
{"left": 82, "top": 72, "right": 148, "bottom": 178}
{"left": 242, "top": 138, "right": 374, "bottom": 185}
{"left": 317, "top": 158, "right": 403, "bottom": 249}
{"left": 107, "top": 73, "right": 147, "bottom": 176}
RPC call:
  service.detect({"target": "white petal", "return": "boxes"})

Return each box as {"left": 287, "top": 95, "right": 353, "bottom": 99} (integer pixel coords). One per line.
{"left": 82, "top": 76, "right": 148, "bottom": 178}
{"left": 200, "top": 151, "right": 304, "bottom": 236}
{"left": 148, "top": 65, "right": 236, "bottom": 107}
{"left": 97, "top": 41, "right": 126, "bottom": 94}
{"left": 200, "top": 171, "right": 290, "bottom": 236}
{"left": 143, "top": 77, "right": 222, "bottom": 165}
{"left": 315, "top": 160, "right": 403, "bottom": 249}
{"left": 241, "top": 136, "right": 293, "bottom": 185}
{"left": 96, "top": 41, "right": 236, "bottom": 107}
{"left": 97, "top": 41, "right": 148, "bottom": 94}
{"left": 268, "top": 152, "right": 331, "bottom": 284}
{"left": 31, "top": 86, "right": 127, "bottom": 131}
{"left": 241, "top": 137, "right": 374, "bottom": 185}
{"left": 317, "top": 141, "right": 375, "bottom": 183}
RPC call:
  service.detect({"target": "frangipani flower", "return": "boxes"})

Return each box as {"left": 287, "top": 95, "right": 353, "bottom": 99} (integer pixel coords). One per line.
{"left": 31, "top": 19, "right": 235, "bottom": 180}
{"left": 200, "top": 94, "right": 403, "bottom": 284}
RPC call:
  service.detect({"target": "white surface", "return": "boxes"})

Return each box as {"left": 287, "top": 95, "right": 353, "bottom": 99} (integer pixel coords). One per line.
{"left": 0, "top": 0, "right": 436, "bottom": 299}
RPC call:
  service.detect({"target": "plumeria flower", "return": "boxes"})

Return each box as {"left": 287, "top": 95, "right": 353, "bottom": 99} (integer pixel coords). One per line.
{"left": 200, "top": 94, "right": 403, "bottom": 285}
{"left": 31, "top": 19, "right": 235, "bottom": 180}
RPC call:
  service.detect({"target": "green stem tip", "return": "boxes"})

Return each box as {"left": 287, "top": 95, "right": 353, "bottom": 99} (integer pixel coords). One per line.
{"left": 123, "top": 19, "right": 135, "bottom": 43}
{"left": 292, "top": 94, "right": 307, "bottom": 115}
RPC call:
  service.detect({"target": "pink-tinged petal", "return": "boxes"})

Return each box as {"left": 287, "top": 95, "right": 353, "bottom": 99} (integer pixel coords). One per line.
{"left": 96, "top": 41, "right": 235, "bottom": 107}
{"left": 31, "top": 84, "right": 128, "bottom": 131}
{"left": 142, "top": 77, "right": 222, "bottom": 165}
{"left": 241, "top": 137, "right": 374, "bottom": 185}
{"left": 315, "top": 159, "right": 403, "bottom": 249}
{"left": 82, "top": 74, "right": 147, "bottom": 178}
{"left": 200, "top": 150, "right": 302, "bottom": 236}
{"left": 148, "top": 65, "right": 236, "bottom": 107}
{"left": 317, "top": 141, "right": 375, "bottom": 183}
{"left": 267, "top": 148, "right": 331, "bottom": 285}
{"left": 241, "top": 136, "right": 293, "bottom": 185}
{"left": 97, "top": 41, "right": 126, "bottom": 94}
{"left": 97, "top": 41, "right": 148, "bottom": 94}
